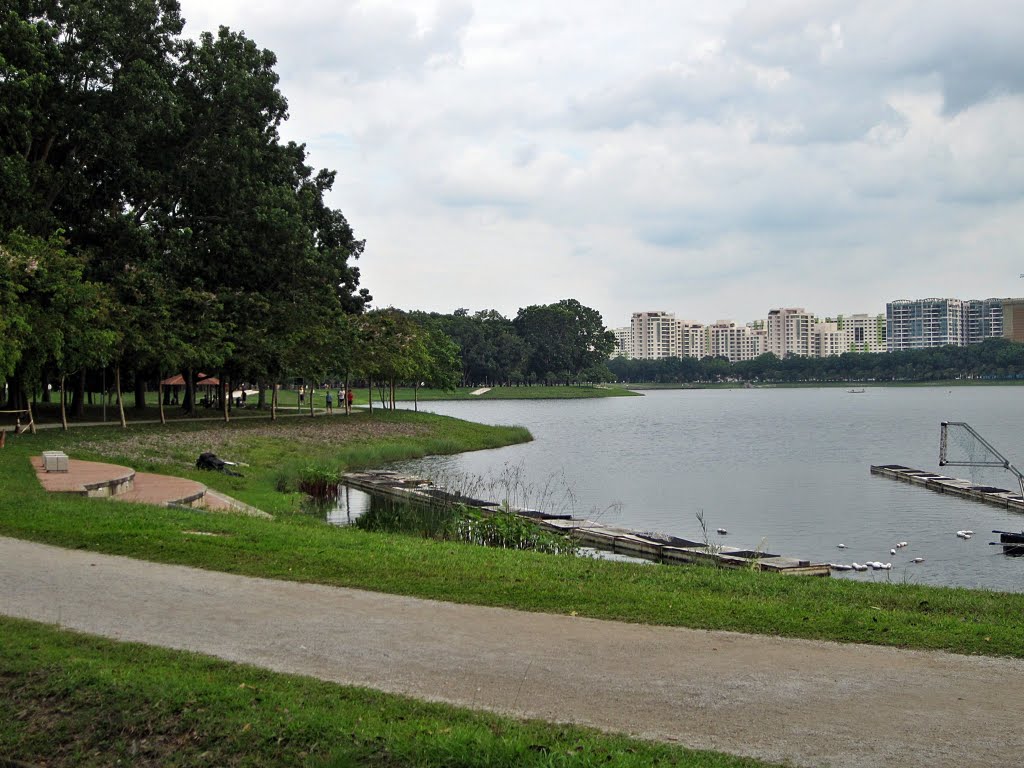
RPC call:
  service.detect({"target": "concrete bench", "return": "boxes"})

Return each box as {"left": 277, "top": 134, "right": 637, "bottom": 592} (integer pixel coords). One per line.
{"left": 42, "top": 451, "right": 69, "bottom": 472}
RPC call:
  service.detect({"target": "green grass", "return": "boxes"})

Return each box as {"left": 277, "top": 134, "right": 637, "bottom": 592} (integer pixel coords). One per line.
{"left": 389, "top": 385, "right": 640, "bottom": 401}
{"left": 5, "top": 410, "right": 530, "bottom": 514}
{"left": 1, "top": 418, "right": 1022, "bottom": 658}
{"left": 0, "top": 616, "right": 778, "bottom": 768}
{"left": 7, "top": 384, "right": 638, "bottom": 427}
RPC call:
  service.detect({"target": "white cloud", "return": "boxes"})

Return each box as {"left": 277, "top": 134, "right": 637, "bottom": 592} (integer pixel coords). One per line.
{"left": 177, "top": 0, "right": 1024, "bottom": 327}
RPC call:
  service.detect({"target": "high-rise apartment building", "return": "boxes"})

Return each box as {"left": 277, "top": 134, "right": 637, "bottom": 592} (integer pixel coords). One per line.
{"left": 767, "top": 308, "right": 815, "bottom": 358}
{"left": 965, "top": 299, "right": 1005, "bottom": 344}
{"left": 812, "top": 321, "right": 847, "bottom": 357}
{"left": 882, "top": 298, "right": 1023, "bottom": 351}
{"left": 886, "top": 299, "right": 966, "bottom": 351}
{"left": 679, "top": 322, "right": 708, "bottom": 359}
{"left": 1001, "top": 299, "right": 1024, "bottom": 343}
{"left": 707, "top": 321, "right": 766, "bottom": 362}
{"left": 837, "top": 314, "right": 887, "bottom": 353}
{"left": 630, "top": 311, "right": 681, "bottom": 360}
{"left": 611, "top": 327, "right": 633, "bottom": 358}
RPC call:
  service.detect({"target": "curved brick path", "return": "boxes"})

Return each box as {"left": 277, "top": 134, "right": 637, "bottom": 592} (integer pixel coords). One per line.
{"left": 30, "top": 456, "right": 266, "bottom": 515}
{"left": 2, "top": 536, "right": 1023, "bottom": 768}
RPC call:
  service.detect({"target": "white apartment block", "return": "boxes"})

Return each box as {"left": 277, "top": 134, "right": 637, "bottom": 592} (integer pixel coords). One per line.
{"left": 611, "top": 326, "right": 633, "bottom": 358}
{"left": 679, "top": 322, "right": 708, "bottom": 359}
{"left": 707, "top": 321, "right": 767, "bottom": 362}
{"left": 630, "top": 311, "right": 682, "bottom": 360}
{"left": 837, "top": 313, "right": 887, "bottom": 354}
{"left": 813, "top": 321, "right": 847, "bottom": 358}
{"left": 767, "top": 308, "right": 815, "bottom": 358}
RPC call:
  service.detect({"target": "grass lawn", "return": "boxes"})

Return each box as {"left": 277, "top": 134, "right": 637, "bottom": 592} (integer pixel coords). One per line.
{"left": 0, "top": 616, "right": 775, "bottom": 768}
{"left": 390, "top": 385, "right": 640, "bottom": 401}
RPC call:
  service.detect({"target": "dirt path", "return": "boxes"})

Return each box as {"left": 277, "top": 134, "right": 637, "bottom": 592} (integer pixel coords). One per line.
{"left": 3, "top": 536, "right": 1022, "bottom": 768}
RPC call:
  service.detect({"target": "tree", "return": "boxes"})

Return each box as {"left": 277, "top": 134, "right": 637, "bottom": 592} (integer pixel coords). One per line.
{"left": 514, "top": 299, "right": 614, "bottom": 385}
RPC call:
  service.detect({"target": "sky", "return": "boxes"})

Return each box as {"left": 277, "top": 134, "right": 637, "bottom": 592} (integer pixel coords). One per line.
{"left": 176, "top": 0, "right": 1024, "bottom": 329}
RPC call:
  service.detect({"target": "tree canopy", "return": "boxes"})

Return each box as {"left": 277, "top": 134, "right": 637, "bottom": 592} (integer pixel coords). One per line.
{"left": 0, "top": 1, "right": 380, "bottom": 420}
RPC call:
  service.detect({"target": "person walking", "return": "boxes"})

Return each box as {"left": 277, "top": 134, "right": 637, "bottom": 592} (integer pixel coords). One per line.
{"left": 325, "top": 390, "right": 333, "bottom": 415}
{"left": 347, "top": 388, "right": 354, "bottom": 411}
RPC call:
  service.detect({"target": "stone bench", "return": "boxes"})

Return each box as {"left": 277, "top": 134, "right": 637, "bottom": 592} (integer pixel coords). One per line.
{"left": 42, "top": 451, "right": 69, "bottom": 473}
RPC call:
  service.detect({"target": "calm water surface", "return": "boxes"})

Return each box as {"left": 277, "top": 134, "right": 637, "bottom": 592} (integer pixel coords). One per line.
{"left": 391, "top": 387, "right": 1024, "bottom": 592}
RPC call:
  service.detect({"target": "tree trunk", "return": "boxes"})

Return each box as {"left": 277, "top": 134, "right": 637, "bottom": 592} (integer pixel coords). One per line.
{"left": 390, "top": 378, "right": 396, "bottom": 410}
{"left": 26, "top": 400, "right": 36, "bottom": 434}
{"left": 222, "top": 372, "right": 230, "bottom": 423}
{"left": 309, "top": 384, "right": 315, "bottom": 417}
{"left": 59, "top": 374, "right": 68, "bottom": 431}
{"left": 115, "top": 365, "right": 127, "bottom": 428}
{"left": 414, "top": 382, "right": 419, "bottom": 412}
{"left": 71, "top": 369, "right": 86, "bottom": 418}
{"left": 257, "top": 383, "right": 266, "bottom": 410}
{"left": 271, "top": 382, "right": 278, "bottom": 421}
{"left": 345, "top": 375, "right": 351, "bottom": 415}
{"left": 184, "top": 368, "right": 195, "bottom": 416}
{"left": 158, "top": 376, "right": 166, "bottom": 425}
{"left": 368, "top": 378, "right": 373, "bottom": 414}
{"left": 133, "top": 371, "right": 146, "bottom": 411}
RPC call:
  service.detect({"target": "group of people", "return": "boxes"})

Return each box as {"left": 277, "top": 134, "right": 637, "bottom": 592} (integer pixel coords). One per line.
{"left": 300, "top": 385, "right": 354, "bottom": 415}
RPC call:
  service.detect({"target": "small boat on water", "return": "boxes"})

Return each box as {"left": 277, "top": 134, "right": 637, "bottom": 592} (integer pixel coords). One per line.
{"left": 991, "top": 530, "right": 1024, "bottom": 555}
{"left": 847, "top": 388, "right": 866, "bottom": 394}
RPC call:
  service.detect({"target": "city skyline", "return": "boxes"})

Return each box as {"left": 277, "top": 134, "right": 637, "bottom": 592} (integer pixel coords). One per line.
{"left": 175, "top": 1, "right": 1024, "bottom": 325}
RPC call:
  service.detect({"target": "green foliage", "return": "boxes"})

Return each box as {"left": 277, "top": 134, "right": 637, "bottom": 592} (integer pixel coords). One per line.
{"left": 409, "top": 301, "right": 616, "bottom": 388}
{"left": 0, "top": 2, "right": 370, "bottom": 412}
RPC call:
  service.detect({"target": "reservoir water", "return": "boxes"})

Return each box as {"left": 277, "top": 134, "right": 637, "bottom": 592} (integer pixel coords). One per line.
{"left": 389, "top": 386, "right": 1024, "bottom": 593}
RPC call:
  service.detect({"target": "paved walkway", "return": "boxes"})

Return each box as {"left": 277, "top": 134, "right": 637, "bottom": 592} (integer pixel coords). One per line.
{"left": 2, "top": 537, "right": 1023, "bottom": 768}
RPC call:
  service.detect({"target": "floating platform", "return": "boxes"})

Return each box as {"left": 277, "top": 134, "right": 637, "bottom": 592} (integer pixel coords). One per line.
{"left": 870, "top": 464, "right": 1024, "bottom": 512}
{"left": 342, "top": 470, "right": 830, "bottom": 576}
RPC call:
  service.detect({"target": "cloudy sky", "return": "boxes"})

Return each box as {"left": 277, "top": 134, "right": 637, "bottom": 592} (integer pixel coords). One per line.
{"left": 177, "top": 0, "right": 1024, "bottom": 328}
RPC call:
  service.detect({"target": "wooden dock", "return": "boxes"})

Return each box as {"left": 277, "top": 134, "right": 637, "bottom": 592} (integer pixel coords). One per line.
{"left": 870, "top": 464, "right": 1024, "bottom": 511}
{"left": 342, "top": 470, "right": 830, "bottom": 576}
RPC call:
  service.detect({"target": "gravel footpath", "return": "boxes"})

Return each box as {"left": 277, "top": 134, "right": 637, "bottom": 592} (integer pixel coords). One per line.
{"left": 3, "top": 536, "right": 1023, "bottom": 768}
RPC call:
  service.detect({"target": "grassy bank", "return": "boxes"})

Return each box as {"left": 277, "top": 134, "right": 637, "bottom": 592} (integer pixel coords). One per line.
{"left": 0, "top": 616, "right": 771, "bottom": 768}
{"left": 1, "top": 410, "right": 529, "bottom": 514}
{"left": 7, "top": 384, "right": 638, "bottom": 426}
{"left": 1, "top": 418, "right": 1022, "bottom": 658}
{"left": 390, "top": 385, "right": 640, "bottom": 401}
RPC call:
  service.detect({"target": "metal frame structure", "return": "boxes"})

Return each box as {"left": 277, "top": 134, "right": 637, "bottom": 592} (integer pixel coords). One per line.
{"left": 939, "top": 421, "right": 1024, "bottom": 497}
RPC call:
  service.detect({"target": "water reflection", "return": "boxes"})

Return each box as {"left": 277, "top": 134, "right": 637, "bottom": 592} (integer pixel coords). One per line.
{"left": 324, "top": 485, "right": 373, "bottom": 526}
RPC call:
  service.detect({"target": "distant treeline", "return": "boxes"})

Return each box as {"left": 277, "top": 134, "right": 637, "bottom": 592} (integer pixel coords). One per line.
{"left": 409, "top": 301, "right": 615, "bottom": 387}
{"left": 607, "top": 338, "right": 1024, "bottom": 383}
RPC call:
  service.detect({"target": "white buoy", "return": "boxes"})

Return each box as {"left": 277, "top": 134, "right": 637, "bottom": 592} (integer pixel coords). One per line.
{"left": 890, "top": 548, "right": 897, "bottom": 555}
{"left": 830, "top": 563, "right": 853, "bottom": 571}
{"left": 837, "top": 544, "right": 847, "bottom": 549}
{"left": 963, "top": 530, "right": 973, "bottom": 536}
{"left": 912, "top": 557, "right": 924, "bottom": 564}
{"left": 882, "top": 563, "right": 892, "bottom": 570}
{"left": 716, "top": 528, "right": 728, "bottom": 535}
{"left": 852, "top": 563, "right": 868, "bottom": 571}
{"left": 899, "top": 541, "right": 909, "bottom": 548}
